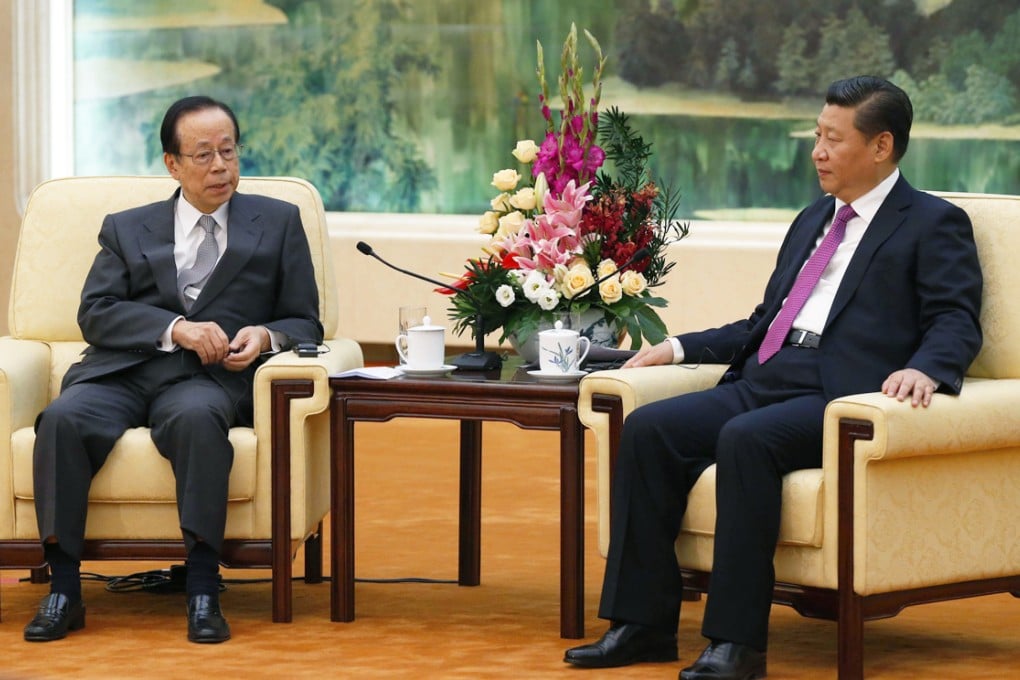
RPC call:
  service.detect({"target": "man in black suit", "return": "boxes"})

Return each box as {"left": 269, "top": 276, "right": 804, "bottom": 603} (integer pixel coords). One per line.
{"left": 24, "top": 96, "right": 323, "bottom": 643}
{"left": 564, "top": 76, "right": 982, "bottom": 679}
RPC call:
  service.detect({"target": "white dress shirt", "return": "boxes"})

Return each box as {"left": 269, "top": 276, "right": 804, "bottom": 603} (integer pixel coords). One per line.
{"left": 669, "top": 169, "right": 901, "bottom": 364}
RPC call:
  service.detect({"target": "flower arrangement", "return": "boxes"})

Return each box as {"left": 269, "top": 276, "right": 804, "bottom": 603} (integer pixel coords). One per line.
{"left": 443, "top": 24, "right": 688, "bottom": 350}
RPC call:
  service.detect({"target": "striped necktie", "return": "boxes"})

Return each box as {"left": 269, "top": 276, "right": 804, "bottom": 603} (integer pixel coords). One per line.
{"left": 178, "top": 214, "right": 219, "bottom": 311}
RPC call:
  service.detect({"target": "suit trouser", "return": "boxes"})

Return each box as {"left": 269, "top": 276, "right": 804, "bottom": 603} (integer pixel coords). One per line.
{"left": 598, "top": 347, "right": 828, "bottom": 651}
{"left": 32, "top": 352, "right": 242, "bottom": 562}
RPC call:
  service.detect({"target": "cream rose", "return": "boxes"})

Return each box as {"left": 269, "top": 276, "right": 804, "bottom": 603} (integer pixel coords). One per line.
{"left": 496, "top": 211, "right": 526, "bottom": 238}
{"left": 621, "top": 270, "right": 648, "bottom": 296}
{"left": 490, "top": 192, "right": 511, "bottom": 212}
{"left": 509, "top": 187, "right": 537, "bottom": 212}
{"left": 491, "top": 168, "right": 522, "bottom": 192}
{"left": 599, "top": 276, "right": 623, "bottom": 304}
{"left": 511, "top": 139, "right": 539, "bottom": 164}
{"left": 561, "top": 263, "right": 595, "bottom": 299}
{"left": 478, "top": 210, "right": 499, "bottom": 235}
{"left": 596, "top": 258, "right": 618, "bottom": 279}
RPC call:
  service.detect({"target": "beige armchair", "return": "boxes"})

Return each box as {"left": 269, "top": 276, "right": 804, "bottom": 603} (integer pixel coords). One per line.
{"left": 578, "top": 192, "right": 1020, "bottom": 678}
{"left": 0, "top": 176, "right": 363, "bottom": 622}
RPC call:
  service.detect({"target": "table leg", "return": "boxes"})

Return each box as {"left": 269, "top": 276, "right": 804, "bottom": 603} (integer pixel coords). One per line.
{"left": 459, "top": 420, "right": 482, "bottom": 586}
{"left": 560, "top": 406, "right": 585, "bottom": 638}
{"left": 330, "top": 396, "right": 355, "bottom": 622}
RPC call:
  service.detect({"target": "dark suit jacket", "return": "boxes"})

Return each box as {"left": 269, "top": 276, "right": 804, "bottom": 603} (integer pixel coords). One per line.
{"left": 677, "top": 175, "right": 983, "bottom": 399}
{"left": 63, "top": 188, "right": 324, "bottom": 408}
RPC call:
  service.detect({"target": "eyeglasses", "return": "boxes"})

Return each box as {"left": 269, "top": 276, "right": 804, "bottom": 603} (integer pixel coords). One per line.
{"left": 177, "top": 144, "right": 244, "bottom": 166}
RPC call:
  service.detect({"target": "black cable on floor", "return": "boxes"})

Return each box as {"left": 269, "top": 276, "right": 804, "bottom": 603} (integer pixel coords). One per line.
{"left": 19, "top": 569, "right": 458, "bottom": 593}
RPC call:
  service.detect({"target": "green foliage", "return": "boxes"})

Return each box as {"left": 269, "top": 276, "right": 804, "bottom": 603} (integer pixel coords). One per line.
{"left": 594, "top": 107, "right": 688, "bottom": 292}
{"left": 595, "top": 107, "right": 652, "bottom": 192}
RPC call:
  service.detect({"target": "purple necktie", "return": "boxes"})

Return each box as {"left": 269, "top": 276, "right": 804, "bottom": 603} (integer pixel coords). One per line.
{"left": 757, "top": 204, "right": 857, "bottom": 364}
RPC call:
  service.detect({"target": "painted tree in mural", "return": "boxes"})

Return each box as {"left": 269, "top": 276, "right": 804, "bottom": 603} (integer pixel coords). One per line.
{"left": 233, "top": 0, "right": 436, "bottom": 212}
{"left": 614, "top": 0, "right": 1020, "bottom": 125}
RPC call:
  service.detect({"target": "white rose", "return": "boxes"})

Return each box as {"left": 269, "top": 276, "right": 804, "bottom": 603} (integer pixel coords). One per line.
{"left": 490, "top": 192, "right": 511, "bottom": 212}
{"left": 496, "top": 211, "right": 526, "bottom": 238}
{"left": 597, "top": 258, "right": 618, "bottom": 279}
{"left": 509, "top": 187, "right": 537, "bottom": 212}
{"left": 599, "top": 276, "right": 623, "bottom": 304}
{"left": 511, "top": 139, "right": 539, "bottom": 163}
{"left": 561, "top": 263, "right": 595, "bottom": 299}
{"left": 621, "top": 270, "right": 648, "bottom": 296}
{"left": 478, "top": 211, "right": 499, "bottom": 235}
{"left": 495, "top": 284, "right": 516, "bottom": 307}
{"left": 491, "top": 168, "right": 522, "bottom": 192}
{"left": 537, "top": 288, "right": 560, "bottom": 311}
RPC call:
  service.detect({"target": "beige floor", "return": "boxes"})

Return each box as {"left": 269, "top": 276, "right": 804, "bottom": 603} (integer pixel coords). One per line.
{"left": 1, "top": 419, "right": 1017, "bottom": 679}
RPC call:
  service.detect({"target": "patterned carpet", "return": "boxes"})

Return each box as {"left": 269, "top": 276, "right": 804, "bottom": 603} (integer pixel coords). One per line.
{"left": 1, "top": 419, "right": 1017, "bottom": 679}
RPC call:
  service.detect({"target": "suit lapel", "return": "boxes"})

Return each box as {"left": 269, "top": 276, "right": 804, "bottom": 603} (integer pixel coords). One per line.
{"left": 824, "top": 176, "right": 913, "bottom": 328}
{"left": 775, "top": 197, "right": 834, "bottom": 301}
{"left": 138, "top": 193, "right": 182, "bottom": 310}
{"left": 189, "top": 192, "right": 263, "bottom": 314}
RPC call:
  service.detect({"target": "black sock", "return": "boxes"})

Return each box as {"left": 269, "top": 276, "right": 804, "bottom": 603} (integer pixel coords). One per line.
{"left": 185, "top": 542, "right": 220, "bottom": 598}
{"left": 44, "top": 543, "right": 82, "bottom": 602}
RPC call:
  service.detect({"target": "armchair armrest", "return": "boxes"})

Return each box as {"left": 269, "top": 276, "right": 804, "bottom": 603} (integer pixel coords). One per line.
{"left": 825, "top": 377, "right": 1020, "bottom": 464}
{"left": 822, "top": 378, "right": 1020, "bottom": 596}
{"left": 251, "top": 337, "right": 363, "bottom": 541}
{"left": 0, "top": 338, "right": 52, "bottom": 535}
{"left": 0, "top": 338, "right": 52, "bottom": 435}
{"left": 578, "top": 364, "right": 728, "bottom": 555}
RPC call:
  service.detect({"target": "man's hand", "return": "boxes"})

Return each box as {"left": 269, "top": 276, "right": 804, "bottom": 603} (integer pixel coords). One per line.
{"left": 172, "top": 320, "right": 231, "bottom": 365}
{"left": 222, "top": 325, "right": 271, "bottom": 372}
{"left": 623, "top": 340, "right": 675, "bottom": 369}
{"left": 882, "top": 368, "right": 938, "bottom": 408}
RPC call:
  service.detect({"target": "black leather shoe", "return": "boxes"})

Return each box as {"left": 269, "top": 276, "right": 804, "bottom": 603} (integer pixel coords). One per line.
{"left": 680, "top": 641, "right": 767, "bottom": 680}
{"left": 24, "top": 593, "right": 86, "bottom": 641}
{"left": 564, "top": 622, "right": 677, "bottom": 668}
{"left": 186, "top": 594, "right": 231, "bottom": 643}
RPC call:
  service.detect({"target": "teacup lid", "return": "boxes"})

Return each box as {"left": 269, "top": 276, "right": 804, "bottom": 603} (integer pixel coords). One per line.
{"left": 540, "top": 319, "right": 577, "bottom": 337}
{"left": 412, "top": 315, "right": 444, "bottom": 331}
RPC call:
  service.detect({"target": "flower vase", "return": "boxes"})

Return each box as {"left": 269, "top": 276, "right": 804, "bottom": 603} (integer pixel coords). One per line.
{"left": 509, "top": 309, "right": 623, "bottom": 365}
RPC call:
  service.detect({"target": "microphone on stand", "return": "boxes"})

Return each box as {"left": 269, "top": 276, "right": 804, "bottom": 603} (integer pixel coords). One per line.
{"left": 356, "top": 241, "right": 503, "bottom": 371}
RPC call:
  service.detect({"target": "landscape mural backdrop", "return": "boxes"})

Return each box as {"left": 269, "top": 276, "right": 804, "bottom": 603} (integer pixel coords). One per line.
{"left": 74, "top": 0, "right": 1020, "bottom": 219}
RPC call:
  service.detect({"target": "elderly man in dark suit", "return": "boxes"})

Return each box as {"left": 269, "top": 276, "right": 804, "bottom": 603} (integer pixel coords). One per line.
{"left": 24, "top": 96, "right": 323, "bottom": 643}
{"left": 564, "top": 76, "right": 983, "bottom": 679}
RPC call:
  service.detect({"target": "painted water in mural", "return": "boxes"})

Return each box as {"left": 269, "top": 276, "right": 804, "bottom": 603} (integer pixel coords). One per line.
{"left": 73, "top": 0, "right": 1020, "bottom": 218}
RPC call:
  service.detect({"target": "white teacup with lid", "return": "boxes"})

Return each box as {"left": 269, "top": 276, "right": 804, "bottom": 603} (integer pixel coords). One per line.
{"left": 395, "top": 315, "right": 445, "bottom": 370}
{"left": 538, "top": 320, "right": 591, "bottom": 374}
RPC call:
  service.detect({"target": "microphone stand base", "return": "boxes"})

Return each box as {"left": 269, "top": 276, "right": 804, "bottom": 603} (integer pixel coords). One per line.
{"left": 451, "top": 351, "right": 503, "bottom": 372}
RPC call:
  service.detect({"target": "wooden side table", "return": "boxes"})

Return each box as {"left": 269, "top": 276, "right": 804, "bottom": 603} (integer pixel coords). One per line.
{"left": 329, "top": 363, "right": 586, "bottom": 638}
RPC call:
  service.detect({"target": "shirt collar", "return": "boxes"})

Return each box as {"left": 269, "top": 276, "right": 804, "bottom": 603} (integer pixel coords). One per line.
{"left": 175, "top": 194, "right": 230, "bottom": 232}
{"left": 835, "top": 168, "right": 899, "bottom": 225}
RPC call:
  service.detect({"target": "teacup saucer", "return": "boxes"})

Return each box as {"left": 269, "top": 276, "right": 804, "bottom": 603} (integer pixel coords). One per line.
{"left": 526, "top": 368, "right": 587, "bottom": 382}
{"left": 397, "top": 364, "right": 457, "bottom": 377}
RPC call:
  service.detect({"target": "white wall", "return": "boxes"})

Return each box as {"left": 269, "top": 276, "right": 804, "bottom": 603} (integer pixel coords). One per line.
{"left": 327, "top": 214, "right": 786, "bottom": 349}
